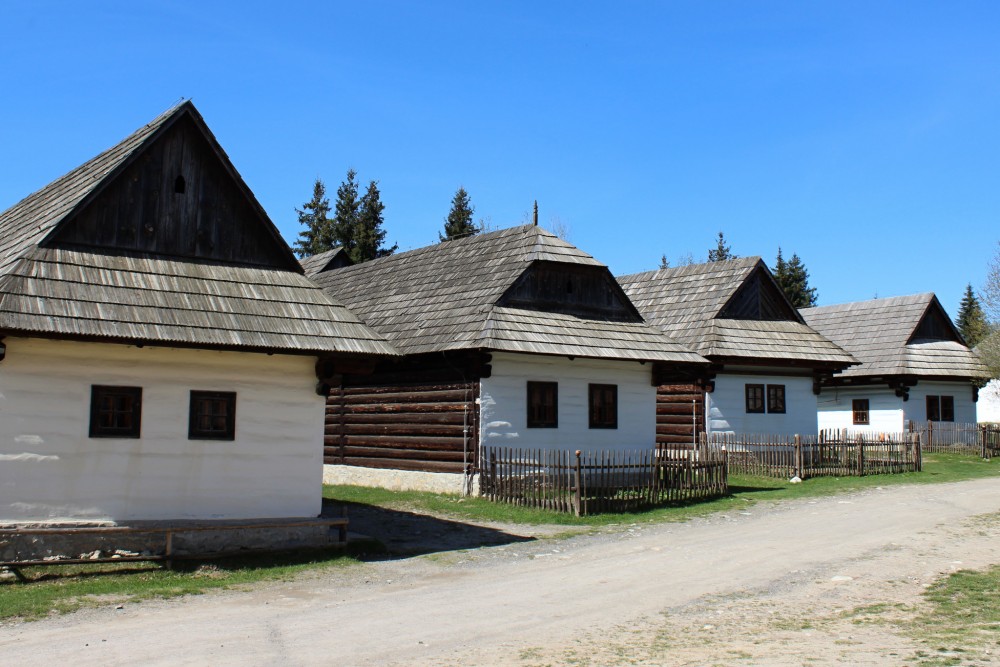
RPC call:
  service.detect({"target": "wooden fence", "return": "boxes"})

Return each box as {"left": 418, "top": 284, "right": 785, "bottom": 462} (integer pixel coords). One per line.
{"left": 710, "top": 430, "right": 921, "bottom": 479}
{"left": 479, "top": 445, "right": 728, "bottom": 516}
{"left": 908, "top": 421, "right": 1000, "bottom": 458}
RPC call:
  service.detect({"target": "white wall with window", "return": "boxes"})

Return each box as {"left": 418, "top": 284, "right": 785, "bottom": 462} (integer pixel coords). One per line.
{"left": 0, "top": 337, "right": 325, "bottom": 522}
{"left": 817, "top": 386, "right": 905, "bottom": 433}
{"left": 904, "top": 381, "right": 978, "bottom": 425}
{"left": 479, "top": 352, "right": 655, "bottom": 453}
{"left": 707, "top": 374, "right": 817, "bottom": 435}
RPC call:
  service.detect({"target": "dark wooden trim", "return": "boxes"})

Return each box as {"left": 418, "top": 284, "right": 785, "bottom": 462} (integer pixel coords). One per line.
{"left": 89, "top": 385, "right": 142, "bottom": 439}
{"left": 188, "top": 391, "right": 236, "bottom": 441}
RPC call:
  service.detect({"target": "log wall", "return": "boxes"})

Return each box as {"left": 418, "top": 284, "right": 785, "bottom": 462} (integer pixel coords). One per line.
{"left": 324, "top": 355, "right": 484, "bottom": 474}
{"left": 656, "top": 383, "right": 705, "bottom": 447}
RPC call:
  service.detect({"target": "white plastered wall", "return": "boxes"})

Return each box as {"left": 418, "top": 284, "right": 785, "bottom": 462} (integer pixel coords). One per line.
{"left": 979, "top": 379, "right": 1000, "bottom": 423}
{"left": 904, "top": 381, "right": 978, "bottom": 425}
{"left": 707, "top": 374, "right": 818, "bottom": 436}
{"left": 479, "top": 353, "right": 655, "bottom": 452}
{"left": 0, "top": 337, "right": 324, "bottom": 522}
{"left": 817, "top": 386, "right": 905, "bottom": 434}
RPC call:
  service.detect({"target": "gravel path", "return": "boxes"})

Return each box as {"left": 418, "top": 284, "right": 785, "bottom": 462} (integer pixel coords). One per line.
{"left": 3, "top": 478, "right": 1000, "bottom": 666}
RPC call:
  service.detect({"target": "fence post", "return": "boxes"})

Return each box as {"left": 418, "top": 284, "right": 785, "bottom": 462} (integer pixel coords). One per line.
{"left": 914, "top": 432, "right": 922, "bottom": 472}
{"left": 574, "top": 450, "right": 583, "bottom": 517}
{"left": 857, "top": 434, "right": 865, "bottom": 476}
{"left": 794, "top": 434, "right": 803, "bottom": 479}
{"left": 927, "top": 420, "right": 933, "bottom": 449}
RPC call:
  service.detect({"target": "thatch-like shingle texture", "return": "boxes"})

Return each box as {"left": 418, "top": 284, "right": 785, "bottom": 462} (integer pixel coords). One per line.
{"left": 0, "top": 102, "right": 396, "bottom": 356}
{"left": 314, "top": 225, "right": 707, "bottom": 363}
{"left": 801, "top": 294, "right": 988, "bottom": 378}
{"left": 619, "top": 258, "right": 855, "bottom": 365}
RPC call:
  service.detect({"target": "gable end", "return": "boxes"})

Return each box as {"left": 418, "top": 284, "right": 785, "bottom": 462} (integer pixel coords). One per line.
{"left": 909, "top": 297, "right": 964, "bottom": 344}
{"left": 717, "top": 265, "right": 802, "bottom": 322}
{"left": 41, "top": 107, "right": 299, "bottom": 271}
{"left": 498, "top": 261, "right": 643, "bottom": 322}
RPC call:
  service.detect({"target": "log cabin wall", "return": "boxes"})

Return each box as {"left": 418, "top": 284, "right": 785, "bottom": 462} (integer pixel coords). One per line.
{"left": 324, "top": 354, "right": 485, "bottom": 474}
{"left": 656, "top": 383, "right": 705, "bottom": 447}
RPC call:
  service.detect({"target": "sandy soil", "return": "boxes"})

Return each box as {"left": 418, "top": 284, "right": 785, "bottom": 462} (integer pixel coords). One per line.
{"left": 2, "top": 478, "right": 1000, "bottom": 666}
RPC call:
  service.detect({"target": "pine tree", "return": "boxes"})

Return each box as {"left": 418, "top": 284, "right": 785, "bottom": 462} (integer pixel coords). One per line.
{"left": 439, "top": 187, "right": 478, "bottom": 241}
{"left": 956, "top": 284, "right": 988, "bottom": 347}
{"left": 353, "top": 179, "right": 397, "bottom": 263}
{"left": 659, "top": 254, "right": 670, "bottom": 269}
{"left": 774, "top": 250, "right": 818, "bottom": 308}
{"left": 332, "top": 169, "right": 361, "bottom": 260}
{"left": 707, "top": 232, "right": 736, "bottom": 262}
{"left": 292, "top": 179, "right": 334, "bottom": 258}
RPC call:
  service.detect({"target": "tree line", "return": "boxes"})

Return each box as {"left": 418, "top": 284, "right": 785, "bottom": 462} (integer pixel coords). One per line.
{"left": 294, "top": 175, "right": 481, "bottom": 263}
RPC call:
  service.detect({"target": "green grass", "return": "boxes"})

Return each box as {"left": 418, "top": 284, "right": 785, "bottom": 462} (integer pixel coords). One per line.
{"left": 908, "top": 565, "right": 1000, "bottom": 666}
{"left": 326, "top": 452, "right": 1000, "bottom": 527}
{"left": 0, "top": 547, "right": 364, "bottom": 623}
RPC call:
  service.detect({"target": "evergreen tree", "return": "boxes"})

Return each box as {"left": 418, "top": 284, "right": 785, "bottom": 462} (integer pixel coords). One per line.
{"left": 956, "top": 283, "right": 988, "bottom": 347}
{"left": 332, "top": 169, "right": 361, "bottom": 259}
{"left": 439, "top": 187, "right": 478, "bottom": 241}
{"left": 292, "top": 179, "right": 334, "bottom": 258}
{"left": 773, "top": 249, "right": 818, "bottom": 308}
{"left": 707, "top": 232, "right": 736, "bottom": 262}
{"left": 659, "top": 254, "right": 670, "bottom": 269}
{"left": 353, "top": 179, "right": 397, "bottom": 263}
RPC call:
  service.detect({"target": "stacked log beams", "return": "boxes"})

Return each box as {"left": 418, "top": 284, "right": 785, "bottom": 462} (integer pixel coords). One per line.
{"left": 656, "top": 383, "right": 705, "bottom": 447}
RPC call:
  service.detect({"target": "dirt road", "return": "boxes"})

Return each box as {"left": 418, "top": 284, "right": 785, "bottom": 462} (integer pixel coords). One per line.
{"left": 3, "top": 478, "right": 1000, "bottom": 666}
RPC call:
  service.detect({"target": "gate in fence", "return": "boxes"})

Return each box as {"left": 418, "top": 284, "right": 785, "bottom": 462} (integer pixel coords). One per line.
{"left": 909, "top": 421, "right": 1000, "bottom": 459}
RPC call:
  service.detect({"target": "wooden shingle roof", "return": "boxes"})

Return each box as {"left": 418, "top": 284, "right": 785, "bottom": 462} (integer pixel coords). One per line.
{"left": 618, "top": 258, "right": 856, "bottom": 367}
{"left": 801, "top": 293, "right": 988, "bottom": 379}
{"left": 0, "top": 103, "right": 396, "bottom": 357}
{"left": 314, "top": 225, "right": 707, "bottom": 364}
{"left": 299, "top": 247, "right": 350, "bottom": 277}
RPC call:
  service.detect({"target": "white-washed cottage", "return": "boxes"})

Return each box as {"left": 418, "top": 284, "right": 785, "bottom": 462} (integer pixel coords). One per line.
{"left": 801, "top": 294, "right": 989, "bottom": 433}
{"left": 619, "top": 258, "right": 857, "bottom": 437}
{"left": 309, "top": 225, "right": 708, "bottom": 492}
{"left": 0, "top": 102, "right": 395, "bottom": 525}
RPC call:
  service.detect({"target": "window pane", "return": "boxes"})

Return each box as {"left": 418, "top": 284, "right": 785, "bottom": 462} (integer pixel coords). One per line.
{"left": 941, "top": 396, "right": 954, "bottom": 422}
{"left": 927, "top": 395, "right": 941, "bottom": 422}
{"left": 767, "top": 385, "right": 786, "bottom": 414}
{"left": 745, "top": 384, "right": 765, "bottom": 413}
{"left": 90, "top": 386, "right": 142, "bottom": 438}
{"left": 589, "top": 384, "right": 617, "bottom": 429}
{"left": 527, "top": 382, "right": 558, "bottom": 428}
{"left": 852, "top": 399, "right": 869, "bottom": 425}
{"left": 189, "top": 391, "right": 236, "bottom": 440}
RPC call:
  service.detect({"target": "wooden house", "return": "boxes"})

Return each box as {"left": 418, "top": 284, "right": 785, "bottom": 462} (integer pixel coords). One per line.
{"left": 0, "top": 102, "right": 395, "bottom": 524}
{"left": 299, "top": 247, "right": 351, "bottom": 276}
{"left": 801, "top": 294, "right": 989, "bottom": 432}
{"left": 310, "top": 225, "right": 708, "bottom": 492}
{"left": 619, "top": 258, "right": 857, "bottom": 437}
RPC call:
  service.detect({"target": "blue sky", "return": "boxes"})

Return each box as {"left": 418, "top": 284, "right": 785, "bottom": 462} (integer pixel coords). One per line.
{"left": 2, "top": 1, "right": 998, "bottom": 316}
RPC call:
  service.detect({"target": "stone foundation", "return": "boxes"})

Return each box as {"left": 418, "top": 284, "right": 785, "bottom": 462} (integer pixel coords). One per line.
{"left": 323, "top": 464, "right": 479, "bottom": 495}
{"left": 0, "top": 518, "right": 342, "bottom": 564}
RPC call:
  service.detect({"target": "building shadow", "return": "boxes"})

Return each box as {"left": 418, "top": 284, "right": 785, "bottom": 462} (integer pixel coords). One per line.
{"left": 323, "top": 500, "right": 536, "bottom": 559}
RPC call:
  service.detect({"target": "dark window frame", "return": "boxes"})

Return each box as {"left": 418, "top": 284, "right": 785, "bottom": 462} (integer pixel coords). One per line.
{"left": 89, "top": 385, "right": 143, "bottom": 438}
{"left": 852, "top": 399, "right": 870, "bottom": 425}
{"left": 189, "top": 391, "right": 237, "bottom": 441}
{"left": 588, "top": 383, "right": 618, "bottom": 429}
{"left": 927, "top": 394, "right": 955, "bottom": 422}
{"left": 745, "top": 384, "right": 765, "bottom": 414}
{"left": 527, "top": 381, "right": 558, "bottom": 428}
{"left": 766, "top": 384, "right": 786, "bottom": 414}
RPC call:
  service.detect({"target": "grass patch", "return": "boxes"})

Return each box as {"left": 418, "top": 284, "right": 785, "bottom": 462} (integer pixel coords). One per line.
{"left": 908, "top": 565, "right": 1000, "bottom": 666}
{"left": 326, "top": 452, "right": 1000, "bottom": 528}
{"left": 0, "top": 547, "right": 362, "bottom": 623}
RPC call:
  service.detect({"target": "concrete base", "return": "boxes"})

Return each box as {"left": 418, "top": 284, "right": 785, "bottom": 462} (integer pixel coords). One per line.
{"left": 0, "top": 518, "right": 341, "bottom": 563}
{"left": 323, "top": 464, "right": 478, "bottom": 495}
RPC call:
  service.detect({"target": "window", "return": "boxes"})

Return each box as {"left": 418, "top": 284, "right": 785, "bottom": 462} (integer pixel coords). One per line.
{"left": 745, "top": 384, "right": 765, "bottom": 414}
{"left": 89, "top": 386, "right": 142, "bottom": 438}
{"left": 852, "top": 399, "right": 870, "bottom": 425}
{"left": 766, "top": 384, "right": 786, "bottom": 414}
{"left": 927, "top": 395, "right": 954, "bottom": 422}
{"left": 588, "top": 384, "right": 618, "bottom": 429}
{"left": 527, "top": 382, "right": 558, "bottom": 428}
{"left": 189, "top": 391, "right": 237, "bottom": 440}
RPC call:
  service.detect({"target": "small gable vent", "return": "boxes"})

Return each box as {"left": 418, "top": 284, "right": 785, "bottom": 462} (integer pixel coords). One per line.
{"left": 174, "top": 174, "right": 186, "bottom": 194}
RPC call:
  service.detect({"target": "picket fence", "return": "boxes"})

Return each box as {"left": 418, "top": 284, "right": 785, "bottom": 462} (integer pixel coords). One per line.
{"left": 709, "top": 430, "right": 921, "bottom": 479}
{"left": 479, "top": 445, "right": 728, "bottom": 516}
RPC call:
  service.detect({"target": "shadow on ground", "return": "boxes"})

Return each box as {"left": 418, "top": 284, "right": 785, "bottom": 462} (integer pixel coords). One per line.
{"left": 323, "top": 500, "right": 535, "bottom": 558}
